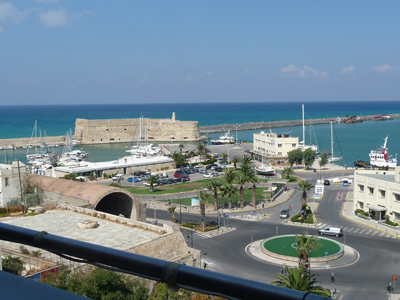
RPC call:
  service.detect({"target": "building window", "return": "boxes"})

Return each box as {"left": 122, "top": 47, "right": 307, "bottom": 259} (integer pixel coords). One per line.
{"left": 5, "top": 177, "right": 9, "bottom": 186}
{"left": 106, "top": 129, "right": 109, "bottom": 131}
{"left": 278, "top": 144, "right": 282, "bottom": 148}
{"left": 394, "top": 193, "right": 400, "bottom": 201}
{"left": 395, "top": 212, "right": 400, "bottom": 221}
{"left": 368, "top": 187, "right": 374, "bottom": 194}
{"left": 292, "top": 144, "right": 296, "bottom": 148}
{"left": 379, "top": 189, "right": 386, "bottom": 198}
{"left": 358, "top": 185, "right": 364, "bottom": 192}
{"left": 358, "top": 201, "right": 364, "bottom": 209}
{"left": 278, "top": 152, "right": 282, "bottom": 156}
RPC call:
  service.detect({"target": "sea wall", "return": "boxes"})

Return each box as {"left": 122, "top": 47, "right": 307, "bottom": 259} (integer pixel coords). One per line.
{"left": 0, "top": 136, "right": 66, "bottom": 148}
{"left": 74, "top": 112, "right": 201, "bottom": 144}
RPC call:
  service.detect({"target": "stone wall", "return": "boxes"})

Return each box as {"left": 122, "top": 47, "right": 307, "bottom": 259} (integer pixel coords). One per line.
{"left": 0, "top": 136, "right": 66, "bottom": 148}
{"left": 74, "top": 113, "right": 200, "bottom": 144}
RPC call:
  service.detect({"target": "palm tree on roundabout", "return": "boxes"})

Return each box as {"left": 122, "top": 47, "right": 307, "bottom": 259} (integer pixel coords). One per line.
{"left": 231, "top": 156, "right": 240, "bottom": 169}
{"left": 283, "top": 166, "right": 294, "bottom": 180}
{"left": 207, "top": 180, "right": 222, "bottom": 211}
{"left": 168, "top": 206, "right": 176, "bottom": 223}
{"left": 295, "top": 231, "right": 322, "bottom": 277}
{"left": 197, "top": 190, "right": 212, "bottom": 230}
{"left": 220, "top": 183, "right": 238, "bottom": 209}
{"left": 249, "top": 174, "right": 260, "bottom": 208}
{"left": 271, "top": 265, "right": 331, "bottom": 297}
{"left": 148, "top": 175, "right": 158, "bottom": 192}
{"left": 235, "top": 175, "right": 247, "bottom": 209}
{"left": 296, "top": 179, "right": 314, "bottom": 206}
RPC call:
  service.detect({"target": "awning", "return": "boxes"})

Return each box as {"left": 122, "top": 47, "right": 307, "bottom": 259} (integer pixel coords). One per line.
{"left": 366, "top": 205, "right": 387, "bottom": 212}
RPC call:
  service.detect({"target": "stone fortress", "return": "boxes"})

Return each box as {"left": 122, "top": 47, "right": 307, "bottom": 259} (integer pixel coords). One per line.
{"left": 74, "top": 112, "right": 201, "bottom": 145}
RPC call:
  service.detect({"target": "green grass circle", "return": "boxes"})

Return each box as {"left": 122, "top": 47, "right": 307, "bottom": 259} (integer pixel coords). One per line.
{"left": 263, "top": 235, "right": 342, "bottom": 258}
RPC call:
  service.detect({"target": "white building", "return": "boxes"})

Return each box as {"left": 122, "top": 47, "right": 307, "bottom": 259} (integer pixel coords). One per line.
{"left": 0, "top": 161, "right": 28, "bottom": 207}
{"left": 253, "top": 131, "right": 299, "bottom": 158}
{"left": 353, "top": 166, "right": 400, "bottom": 222}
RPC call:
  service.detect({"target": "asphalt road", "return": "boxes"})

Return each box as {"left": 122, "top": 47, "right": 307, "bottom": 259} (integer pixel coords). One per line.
{"left": 147, "top": 169, "right": 400, "bottom": 300}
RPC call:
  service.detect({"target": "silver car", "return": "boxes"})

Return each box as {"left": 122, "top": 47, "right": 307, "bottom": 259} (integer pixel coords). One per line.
{"left": 280, "top": 209, "right": 290, "bottom": 219}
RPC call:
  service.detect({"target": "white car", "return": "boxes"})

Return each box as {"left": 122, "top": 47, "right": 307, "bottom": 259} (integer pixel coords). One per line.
{"left": 195, "top": 164, "right": 203, "bottom": 168}
{"left": 211, "top": 172, "right": 219, "bottom": 177}
{"left": 203, "top": 173, "right": 213, "bottom": 178}
{"left": 112, "top": 174, "right": 124, "bottom": 181}
{"left": 143, "top": 181, "right": 158, "bottom": 186}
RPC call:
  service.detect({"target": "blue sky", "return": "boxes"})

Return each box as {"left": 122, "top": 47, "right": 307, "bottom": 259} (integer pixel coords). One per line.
{"left": 1, "top": 1, "right": 400, "bottom": 105}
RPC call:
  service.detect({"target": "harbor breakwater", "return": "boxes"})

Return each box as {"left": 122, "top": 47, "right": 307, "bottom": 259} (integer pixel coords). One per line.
{"left": 199, "top": 114, "right": 400, "bottom": 134}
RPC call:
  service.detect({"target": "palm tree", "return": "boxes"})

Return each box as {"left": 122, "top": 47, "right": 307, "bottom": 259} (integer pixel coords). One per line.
{"left": 295, "top": 231, "right": 322, "bottom": 277}
{"left": 238, "top": 164, "right": 253, "bottom": 189}
{"left": 207, "top": 180, "right": 222, "bottom": 211}
{"left": 168, "top": 206, "right": 176, "bottom": 223}
{"left": 197, "top": 190, "right": 212, "bottom": 229}
{"left": 242, "top": 155, "right": 253, "bottom": 165}
{"left": 232, "top": 156, "right": 240, "bottom": 169}
{"left": 223, "top": 169, "right": 236, "bottom": 185}
{"left": 283, "top": 167, "right": 294, "bottom": 180}
{"left": 196, "top": 142, "right": 204, "bottom": 158}
{"left": 148, "top": 175, "right": 158, "bottom": 192}
{"left": 249, "top": 175, "right": 260, "bottom": 208}
{"left": 221, "top": 152, "right": 228, "bottom": 163}
{"left": 221, "top": 184, "right": 239, "bottom": 209}
{"left": 271, "top": 265, "right": 331, "bottom": 297}
{"left": 296, "top": 180, "right": 314, "bottom": 206}
{"left": 178, "top": 143, "right": 185, "bottom": 154}
{"left": 236, "top": 175, "right": 247, "bottom": 209}
{"left": 202, "top": 140, "right": 208, "bottom": 160}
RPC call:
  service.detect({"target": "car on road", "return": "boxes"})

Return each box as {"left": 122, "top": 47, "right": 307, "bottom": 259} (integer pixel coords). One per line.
{"left": 143, "top": 181, "right": 158, "bottom": 187}
{"left": 280, "top": 209, "right": 290, "bottom": 219}
{"left": 210, "top": 172, "right": 219, "bottom": 177}
{"left": 203, "top": 173, "right": 213, "bottom": 178}
{"left": 195, "top": 164, "right": 203, "bottom": 168}
{"left": 324, "top": 180, "right": 330, "bottom": 186}
{"left": 343, "top": 180, "right": 349, "bottom": 186}
{"left": 127, "top": 177, "right": 139, "bottom": 182}
{"left": 199, "top": 170, "right": 206, "bottom": 174}
{"left": 112, "top": 174, "right": 124, "bottom": 181}
{"left": 319, "top": 226, "right": 343, "bottom": 237}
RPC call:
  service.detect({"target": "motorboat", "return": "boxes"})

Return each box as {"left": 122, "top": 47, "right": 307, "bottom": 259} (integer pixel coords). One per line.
{"left": 255, "top": 165, "right": 276, "bottom": 176}
{"left": 369, "top": 135, "right": 397, "bottom": 168}
{"left": 210, "top": 130, "right": 237, "bottom": 145}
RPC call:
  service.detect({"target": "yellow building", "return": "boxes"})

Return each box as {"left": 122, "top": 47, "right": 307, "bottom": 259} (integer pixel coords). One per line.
{"left": 253, "top": 131, "right": 299, "bottom": 158}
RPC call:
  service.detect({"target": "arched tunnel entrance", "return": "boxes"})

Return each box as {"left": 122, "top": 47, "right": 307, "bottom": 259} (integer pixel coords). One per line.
{"left": 95, "top": 192, "right": 135, "bottom": 219}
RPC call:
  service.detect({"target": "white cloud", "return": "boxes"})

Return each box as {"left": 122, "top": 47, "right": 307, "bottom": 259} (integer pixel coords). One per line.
{"left": 371, "top": 64, "right": 392, "bottom": 74}
{"left": 38, "top": 8, "right": 93, "bottom": 28}
{"left": 341, "top": 66, "right": 355, "bottom": 74}
{"left": 139, "top": 76, "right": 149, "bottom": 82}
{"left": 243, "top": 67, "right": 250, "bottom": 74}
{"left": 0, "top": 2, "right": 29, "bottom": 23}
{"left": 280, "top": 65, "right": 329, "bottom": 78}
{"left": 38, "top": 8, "right": 69, "bottom": 27}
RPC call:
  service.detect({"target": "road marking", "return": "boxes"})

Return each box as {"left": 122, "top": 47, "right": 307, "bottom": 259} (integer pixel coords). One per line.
{"left": 371, "top": 231, "right": 378, "bottom": 235}
{"left": 343, "top": 227, "right": 349, "bottom": 231}
{"left": 386, "top": 234, "right": 391, "bottom": 238}
{"left": 379, "top": 232, "right": 385, "bottom": 236}
{"left": 365, "top": 230, "right": 372, "bottom": 235}
{"left": 359, "top": 229, "right": 366, "bottom": 234}
{"left": 318, "top": 223, "right": 327, "bottom": 228}
{"left": 353, "top": 228, "right": 360, "bottom": 233}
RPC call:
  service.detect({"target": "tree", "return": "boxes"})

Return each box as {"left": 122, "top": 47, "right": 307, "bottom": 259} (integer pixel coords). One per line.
{"left": 220, "top": 184, "right": 238, "bottom": 209}
{"left": 221, "top": 152, "right": 228, "bottom": 162}
{"left": 295, "top": 231, "right": 322, "bottom": 277}
{"left": 148, "top": 175, "right": 158, "bottom": 192}
{"left": 168, "top": 206, "right": 176, "bottom": 222}
{"left": 296, "top": 179, "right": 314, "bottom": 206}
{"left": 202, "top": 140, "right": 209, "bottom": 160}
{"left": 282, "top": 167, "right": 294, "bottom": 180}
{"left": 207, "top": 180, "right": 222, "bottom": 211}
{"left": 236, "top": 175, "right": 247, "bottom": 209}
{"left": 271, "top": 265, "right": 330, "bottom": 297}
{"left": 238, "top": 164, "right": 253, "bottom": 189}
{"left": 196, "top": 142, "right": 204, "bottom": 158}
{"left": 241, "top": 155, "right": 253, "bottom": 165}
{"left": 303, "top": 149, "right": 317, "bottom": 169}
{"left": 249, "top": 175, "right": 260, "bottom": 208}
{"left": 232, "top": 156, "right": 240, "bottom": 169}
{"left": 3, "top": 256, "right": 25, "bottom": 275}
{"left": 197, "top": 190, "right": 212, "bottom": 229}
{"left": 178, "top": 143, "right": 185, "bottom": 154}
{"left": 319, "top": 150, "right": 329, "bottom": 170}
{"left": 288, "top": 148, "right": 303, "bottom": 167}
{"left": 223, "top": 169, "right": 237, "bottom": 185}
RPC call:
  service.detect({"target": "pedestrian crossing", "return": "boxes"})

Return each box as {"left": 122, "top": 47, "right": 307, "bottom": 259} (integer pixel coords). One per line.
{"left": 316, "top": 223, "right": 398, "bottom": 239}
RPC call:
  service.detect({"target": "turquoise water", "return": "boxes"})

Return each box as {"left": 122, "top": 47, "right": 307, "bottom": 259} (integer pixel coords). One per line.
{"left": 1, "top": 101, "right": 400, "bottom": 167}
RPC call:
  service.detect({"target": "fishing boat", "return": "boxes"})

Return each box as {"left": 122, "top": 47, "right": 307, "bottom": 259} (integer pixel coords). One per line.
{"left": 369, "top": 135, "right": 397, "bottom": 168}
{"left": 255, "top": 164, "right": 276, "bottom": 176}
{"left": 210, "top": 130, "right": 237, "bottom": 145}
{"left": 328, "top": 122, "right": 343, "bottom": 163}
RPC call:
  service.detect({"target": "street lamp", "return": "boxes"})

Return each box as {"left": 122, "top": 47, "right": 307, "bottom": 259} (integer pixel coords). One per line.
{"left": 180, "top": 192, "right": 183, "bottom": 223}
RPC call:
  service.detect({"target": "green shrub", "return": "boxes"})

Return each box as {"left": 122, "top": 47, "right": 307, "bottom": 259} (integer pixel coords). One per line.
{"left": 3, "top": 256, "right": 25, "bottom": 275}
{"left": 356, "top": 209, "right": 368, "bottom": 216}
{"left": 20, "top": 245, "right": 30, "bottom": 255}
{"left": 290, "top": 212, "right": 314, "bottom": 224}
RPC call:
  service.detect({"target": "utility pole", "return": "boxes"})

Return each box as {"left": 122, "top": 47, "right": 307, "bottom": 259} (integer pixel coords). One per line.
{"left": 17, "top": 160, "right": 25, "bottom": 213}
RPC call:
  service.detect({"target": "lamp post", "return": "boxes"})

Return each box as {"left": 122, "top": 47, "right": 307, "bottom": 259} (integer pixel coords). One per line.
{"left": 180, "top": 192, "right": 183, "bottom": 223}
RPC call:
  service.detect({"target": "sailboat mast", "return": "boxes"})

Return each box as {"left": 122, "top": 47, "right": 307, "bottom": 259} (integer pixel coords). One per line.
{"left": 302, "top": 104, "right": 305, "bottom": 146}
{"left": 331, "top": 122, "right": 334, "bottom": 159}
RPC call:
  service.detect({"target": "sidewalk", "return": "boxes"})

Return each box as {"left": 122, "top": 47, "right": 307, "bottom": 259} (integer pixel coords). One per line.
{"left": 341, "top": 194, "right": 400, "bottom": 238}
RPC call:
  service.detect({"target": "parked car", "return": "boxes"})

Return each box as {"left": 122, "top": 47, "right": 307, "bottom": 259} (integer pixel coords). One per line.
{"left": 159, "top": 179, "right": 169, "bottom": 185}
{"left": 206, "top": 164, "right": 218, "bottom": 170}
{"left": 280, "top": 209, "right": 290, "bottom": 219}
{"left": 75, "top": 176, "right": 87, "bottom": 182}
{"left": 143, "top": 181, "right": 158, "bottom": 187}
{"left": 166, "top": 178, "right": 175, "bottom": 184}
{"left": 211, "top": 172, "right": 219, "bottom": 177}
{"left": 215, "top": 167, "right": 223, "bottom": 172}
{"left": 203, "top": 173, "right": 213, "bottom": 178}
{"left": 343, "top": 180, "right": 349, "bottom": 186}
{"left": 319, "top": 226, "right": 343, "bottom": 237}
{"left": 183, "top": 176, "right": 190, "bottom": 182}
{"left": 174, "top": 172, "right": 189, "bottom": 178}
{"left": 175, "top": 177, "right": 186, "bottom": 182}
{"left": 127, "top": 177, "right": 139, "bottom": 182}
{"left": 193, "top": 168, "right": 199, "bottom": 172}
{"left": 187, "top": 165, "right": 194, "bottom": 169}
{"left": 112, "top": 174, "right": 124, "bottom": 181}
{"left": 195, "top": 164, "right": 203, "bottom": 168}
{"left": 324, "top": 180, "right": 330, "bottom": 186}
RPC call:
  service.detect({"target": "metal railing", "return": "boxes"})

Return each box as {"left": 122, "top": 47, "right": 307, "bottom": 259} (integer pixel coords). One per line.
{"left": 0, "top": 223, "right": 328, "bottom": 300}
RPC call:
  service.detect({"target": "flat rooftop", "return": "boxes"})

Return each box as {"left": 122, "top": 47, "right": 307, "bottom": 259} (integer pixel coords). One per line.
{"left": 2, "top": 210, "right": 161, "bottom": 252}
{"left": 357, "top": 172, "right": 397, "bottom": 183}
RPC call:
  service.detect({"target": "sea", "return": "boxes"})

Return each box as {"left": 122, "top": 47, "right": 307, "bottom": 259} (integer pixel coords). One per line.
{"left": 1, "top": 101, "right": 400, "bottom": 168}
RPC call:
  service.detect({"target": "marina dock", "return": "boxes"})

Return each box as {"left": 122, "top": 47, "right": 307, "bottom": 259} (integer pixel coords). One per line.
{"left": 199, "top": 114, "right": 400, "bottom": 134}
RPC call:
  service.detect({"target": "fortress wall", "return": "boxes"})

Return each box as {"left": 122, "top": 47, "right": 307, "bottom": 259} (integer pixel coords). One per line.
{"left": 74, "top": 113, "right": 200, "bottom": 144}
